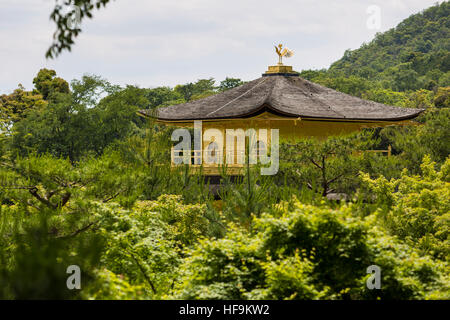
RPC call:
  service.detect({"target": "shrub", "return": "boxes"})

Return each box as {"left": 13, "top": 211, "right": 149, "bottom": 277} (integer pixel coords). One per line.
{"left": 360, "top": 156, "right": 450, "bottom": 260}
{"left": 172, "top": 199, "right": 449, "bottom": 300}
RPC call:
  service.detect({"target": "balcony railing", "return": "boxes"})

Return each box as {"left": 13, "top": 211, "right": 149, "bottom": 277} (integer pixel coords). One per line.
{"left": 171, "top": 149, "right": 268, "bottom": 166}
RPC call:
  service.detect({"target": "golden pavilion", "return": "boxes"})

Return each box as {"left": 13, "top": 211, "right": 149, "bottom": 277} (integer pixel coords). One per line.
{"left": 139, "top": 45, "right": 424, "bottom": 176}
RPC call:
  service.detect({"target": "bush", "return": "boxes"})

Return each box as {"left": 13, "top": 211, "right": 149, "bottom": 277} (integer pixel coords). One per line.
{"left": 360, "top": 156, "right": 450, "bottom": 260}
{"left": 92, "top": 195, "right": 211, "bottom": 299}
{"left": 172, "top": 198, "right": 449, "bottom": 300}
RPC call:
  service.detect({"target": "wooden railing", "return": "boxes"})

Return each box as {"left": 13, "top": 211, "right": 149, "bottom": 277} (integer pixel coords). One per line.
{"left": 353, "top": 145, "right": 392, "bottom": 157}
{"left": 171, "top": 146, "right": 392, "bottom": 176}
{"left": 171, "top": 149, "right": 268, "bottom": 166}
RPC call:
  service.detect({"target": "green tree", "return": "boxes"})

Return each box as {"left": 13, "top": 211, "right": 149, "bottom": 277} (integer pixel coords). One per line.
{"left": 174, "top": 78, "right": 217, "bottom": 102}
{"left": 10, "top": 78, "right": 142, "bottom": 161}
{"left": 280, "top": 135, "right": 375, "bottom": 196}
{"left": 0, "top": 85, "right": 47, "bottom": 135}
{"left": 434, "top": 87, "right": 450, "bottom": 108}
{"left": 32, "top": 69, "right": 70, "bottom": 100}
{"left": 360, "top": 156, "right": 450, "bottom": 260}
{"left": 381, "top": 107, "right": 450, "bottom": 169}
{"left": 0, "top": 206, "right": 103, "bottom": 299}
{"left": 145, "top": 87, "right": 183, "bottom": 108}
{"left": 71, "top": 74, "right": 119, "bottom": 107}
{"left": 174, "top": 83, "right": 195, "bottom": 102}
{"left": 218, "top": 77, "right": 244, "bottom": 92}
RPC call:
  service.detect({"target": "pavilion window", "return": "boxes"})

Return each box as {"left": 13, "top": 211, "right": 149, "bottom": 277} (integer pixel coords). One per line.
{"left": 206, "top": 142, "right": 221, "bottom": 164}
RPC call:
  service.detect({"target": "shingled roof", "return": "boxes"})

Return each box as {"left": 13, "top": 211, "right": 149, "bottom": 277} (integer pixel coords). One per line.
{"left": 140, "top": 74, "right": 424, "bottom": 122}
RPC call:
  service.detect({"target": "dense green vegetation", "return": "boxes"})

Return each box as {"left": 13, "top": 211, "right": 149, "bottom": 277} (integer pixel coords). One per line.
{"left": 332, "top": 2, "right": 449, "bottom": 89}
{"left": 0, "top": 2, "right": 449, "bottom": 300}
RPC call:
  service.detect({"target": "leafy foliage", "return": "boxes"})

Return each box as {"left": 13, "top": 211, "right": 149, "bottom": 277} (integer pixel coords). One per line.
{"left": 173, "top": 199, "right": 449, "bottom": 300}
{"left": 46, "top": 0, "right": 112, "bottom": 59}
{"left": 0, "top": 85, "right": 47, "bottom": 135}
{"left": 360, "top": 156, "right": 450, "bottom": 261}
{"left": 381, "top": 107, "right": 450, "bottom": 170}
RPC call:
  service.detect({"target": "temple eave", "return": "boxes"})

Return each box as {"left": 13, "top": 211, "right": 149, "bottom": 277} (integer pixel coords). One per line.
{"left": 140, "top": 107, "right": 425, "bottom": 124}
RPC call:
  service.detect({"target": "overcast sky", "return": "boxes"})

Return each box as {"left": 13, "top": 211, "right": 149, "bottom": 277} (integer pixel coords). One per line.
{"left": 0, "top": 0, "right": 445, "bottom": 93}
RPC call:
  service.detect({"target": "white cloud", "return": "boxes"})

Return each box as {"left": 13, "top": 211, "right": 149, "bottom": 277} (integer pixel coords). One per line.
{"left": 0, "top": 0, "right": 445, "bottom": 93}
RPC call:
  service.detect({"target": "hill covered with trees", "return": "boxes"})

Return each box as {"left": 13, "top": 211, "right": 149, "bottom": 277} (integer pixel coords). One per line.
{"left": 300, "top": 2, "right": 449, "bottom": 110}
{"left": 330, "top": 2, "right": 449, "bottom": 91}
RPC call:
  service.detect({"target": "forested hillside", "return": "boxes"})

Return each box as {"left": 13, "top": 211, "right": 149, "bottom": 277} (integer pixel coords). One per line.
{"left": 330, "top": 2, "right": 449, "bottom": 90}
{"left": 300, "top": 2, "right": 450, "bottom": 110}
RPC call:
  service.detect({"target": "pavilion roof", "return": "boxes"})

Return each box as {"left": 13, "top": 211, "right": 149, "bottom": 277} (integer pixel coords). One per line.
{"left": 140, "top": 74, "right": 424, "bottom": 122}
